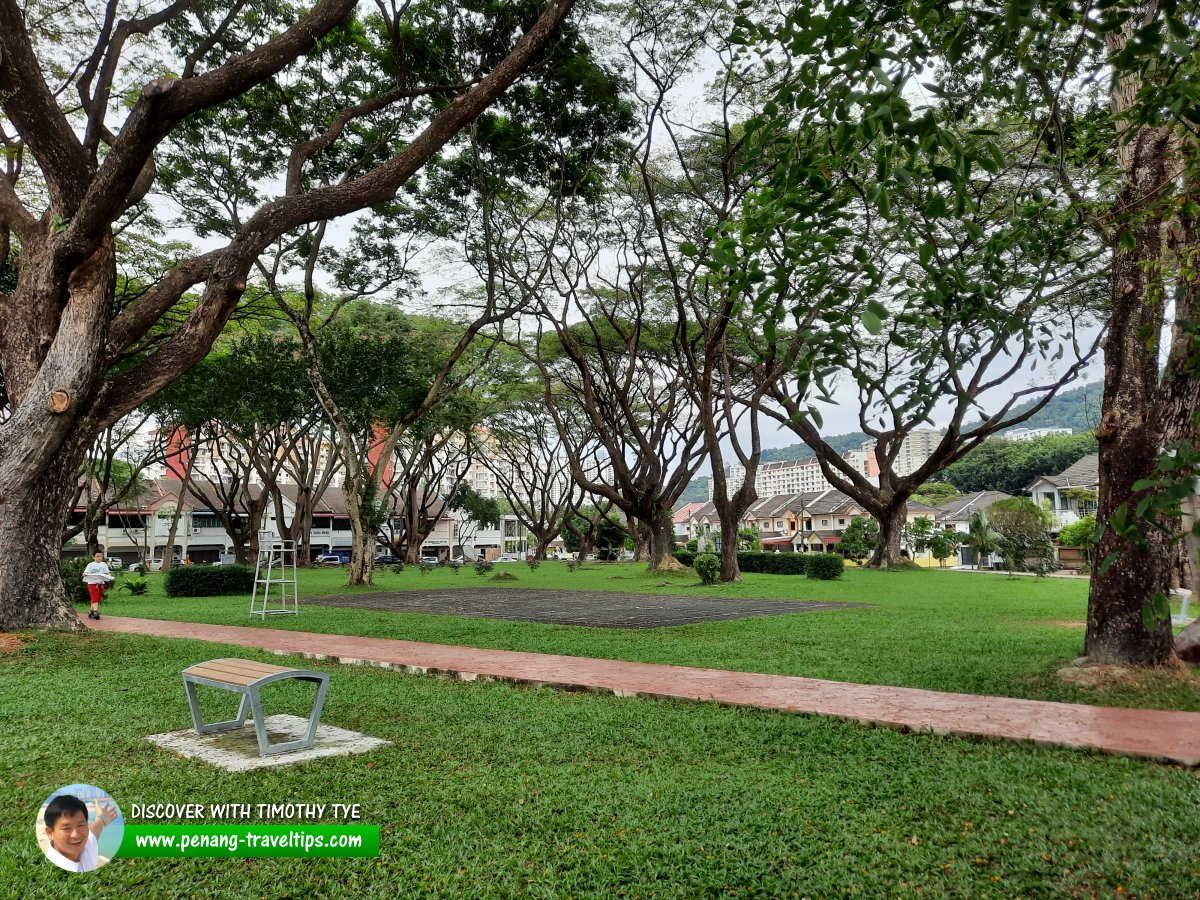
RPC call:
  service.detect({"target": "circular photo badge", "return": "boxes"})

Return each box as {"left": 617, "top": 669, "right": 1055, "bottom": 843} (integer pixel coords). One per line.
{"left": 37, "top": 784, "right": 124, "bottom": 873}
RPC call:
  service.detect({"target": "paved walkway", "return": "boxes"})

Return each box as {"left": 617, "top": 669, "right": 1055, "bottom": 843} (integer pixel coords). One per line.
{"left": 85, "top": 615, "right": 1200, "bottom": 767}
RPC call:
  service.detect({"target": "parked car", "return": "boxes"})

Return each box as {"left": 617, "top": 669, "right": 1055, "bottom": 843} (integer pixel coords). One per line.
{"left": 419, "top": 555, "right": 441, "bottom": 565}
{"left": 495, "top": 555, "right": 520, "bottom": 563}
{"left": 315, "top": 553, "right": 344, "bottom": 566}
{"left": 130, "top": 556, "right": 182, "bottom": 572}
{"left": 106, "top": 557, "right": 123, "bottom": 570}
{"left": 450, "top": 555, "right": 476, "bottom": 564}
{"left": 374, "top": 554, "right": 402, "bottom": 565}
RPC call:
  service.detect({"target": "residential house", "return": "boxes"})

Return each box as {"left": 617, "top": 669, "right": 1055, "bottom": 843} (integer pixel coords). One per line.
{"left": 790, "top": 490, "right": 868, "bottom": 552}
{"left": 1026, "top": 453, "right": 1099, "bottom": 530}
{"left": 931, "top": 490, "right": 1014, "bottom": 567}
{"left": 673, "top": 502, "right": 708, "bottom": 544}
{"left": 65, "top": 478, "right": 463, "bottom": 565}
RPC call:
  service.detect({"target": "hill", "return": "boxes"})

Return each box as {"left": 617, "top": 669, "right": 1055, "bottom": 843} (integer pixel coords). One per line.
{"left": 993, "top": 381, "right": 1102, "bottom": 434}
{"left": 937, "top": 430, "right": 1099, "bottom": 495}
{"left": 675, "top": 478, "right": 710, "bottom": 506}
{"left": 760, "top": 431, "right": 870, "bottom": 462}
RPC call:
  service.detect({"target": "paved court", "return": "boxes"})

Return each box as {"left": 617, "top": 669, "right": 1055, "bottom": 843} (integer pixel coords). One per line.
{"left": 302, "top": 587, "right": 862, "bottom": 628}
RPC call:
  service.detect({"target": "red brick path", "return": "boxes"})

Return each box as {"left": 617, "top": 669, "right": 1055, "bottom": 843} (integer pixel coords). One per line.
{"left": 85, "top": 615, "right": 1200, "bottom": 766}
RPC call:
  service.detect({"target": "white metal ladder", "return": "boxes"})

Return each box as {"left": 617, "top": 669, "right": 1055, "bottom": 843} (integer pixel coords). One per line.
{"left": 250, "top": 536, "right": 298, "bottom": 619}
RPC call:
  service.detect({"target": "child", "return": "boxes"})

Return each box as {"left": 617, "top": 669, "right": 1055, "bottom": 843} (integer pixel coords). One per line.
{"left": 81, "top": 552, "right": 114, "bottom": 620}
{"left": 42, "top": 794, "right": 118, "bottom": 872}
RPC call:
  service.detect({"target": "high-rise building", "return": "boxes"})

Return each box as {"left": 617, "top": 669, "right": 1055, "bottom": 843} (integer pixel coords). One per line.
{"left": 858, "top": 428, "right": 944, "bottom": 477}
{"left": 715, "top": 449, "right": 878, "bottom": 499}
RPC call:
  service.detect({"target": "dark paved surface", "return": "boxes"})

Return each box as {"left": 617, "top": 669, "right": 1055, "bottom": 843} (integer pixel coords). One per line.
{"left": 302, "top": 588, "right": 862, "bottom": 628}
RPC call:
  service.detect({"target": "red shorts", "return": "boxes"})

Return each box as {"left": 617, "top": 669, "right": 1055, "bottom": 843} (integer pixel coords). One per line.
{"left": 87, "top": 583, "right": 105, "bottom": 604}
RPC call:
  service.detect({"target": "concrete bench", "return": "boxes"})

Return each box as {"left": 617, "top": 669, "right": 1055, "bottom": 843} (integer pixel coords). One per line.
{"left": 182, "top": 658, "right": 330, "bottom": 757}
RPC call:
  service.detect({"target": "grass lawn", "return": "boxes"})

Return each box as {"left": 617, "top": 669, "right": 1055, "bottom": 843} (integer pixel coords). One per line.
{"left": 2, "top": 631, "right": 1198, "bottom": 898}
{"left": 97, "top": 563, "right": 1200, "bottom": 711}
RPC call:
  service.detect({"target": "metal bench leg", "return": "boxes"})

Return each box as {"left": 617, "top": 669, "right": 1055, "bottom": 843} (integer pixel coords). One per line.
{"left": 248, "top": 687, "right": 271, "bottom": 757}
{"left": 184, "top": 677, "right": 251, "bottom": 735}
{"left": 249, "top": 675, "right": 330, "bottom": 756}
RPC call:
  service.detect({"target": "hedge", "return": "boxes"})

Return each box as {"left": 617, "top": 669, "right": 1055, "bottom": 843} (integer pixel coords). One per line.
{"left": 736, "top": 552, "right": 810, "bottom": 575}
{"left": 164, "top": 564, "right": 255, "bottom": 597}
{"left": 807, "top": 553, "right": 845, "bottom": 580}
{"left": 673, "top": 551, "right": 845, "bottom": 576}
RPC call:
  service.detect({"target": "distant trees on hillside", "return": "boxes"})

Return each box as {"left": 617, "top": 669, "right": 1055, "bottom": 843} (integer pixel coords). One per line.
{"left": 937, "top": 432, "right": 1099, "bottom": 496}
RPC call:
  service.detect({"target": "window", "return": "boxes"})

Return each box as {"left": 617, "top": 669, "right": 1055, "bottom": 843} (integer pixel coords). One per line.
{"left": 191, "top": 514, "right": 222, "bottom": 529}
{"left": 838, "top": 518, "right": 846, "bottom": 526}
{"left": 821, "top": 519, "right": 829, "bottom": 526}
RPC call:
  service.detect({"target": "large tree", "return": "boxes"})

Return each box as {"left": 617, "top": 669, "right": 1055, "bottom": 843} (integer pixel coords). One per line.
{"left": 0, "top": 0, "right": 581, "bottom": 627}
{"left": 159, "top": 1, "right": 631, "bottom": 586}
{"left": 152, "top": 334, "right": 314, "bottom": 563}
{"left": 480, "top": 400, "right": 584, "bottom": 560}
{"left": 728, "top": 7, "right": 1107, "bottom": 568}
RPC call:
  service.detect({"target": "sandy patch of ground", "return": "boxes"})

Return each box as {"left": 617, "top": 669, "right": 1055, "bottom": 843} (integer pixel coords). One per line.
{"left": 0, "top": 633, "right": 26, "bottom": 654}
{"left": 1056, "top": 657, "right": 1197, "bottom": 690}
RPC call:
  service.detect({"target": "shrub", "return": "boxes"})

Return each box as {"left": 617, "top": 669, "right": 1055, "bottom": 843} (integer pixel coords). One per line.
{"left": 59, "top": 557, "right": 90, "bottom": 604}
{"left": 492, "top": 571, "right": 518, "bottom": 581}
{"left": 120, "top": 576, "right": 150, "bottom": 595}
{"left": 389, "top": 563, "right": 405, "bottom": 575}
{"left": 693, "top": 553, "right": 721, "bottom": 585}
{"left": 1058, "top": 514, "right": 1097, "bottom": 560}
{"left": 448, "top": 560, "right": 463, "bottom": 574}
{"left": 806, "top": 553, "right": 845, "bottom": 580}
{"left": 685, "top": 538, "right": 699, "bottom": 553}
{"left": 674, "top": 551, "right": 696, "bottom": 567}
{"left": 474, "top": 560, "right": 495, "bottom": 576}
{"left": 419, "top": 561, "right": 438, "bottom": 575}
{"left": 526, "top": 558, "right": 541, "bottom": 572}
{"left": 565, "top": 559, "right": 580, "bottom": 573}
{"left": 164, "top": 564, "right": 254, "bottom": 597}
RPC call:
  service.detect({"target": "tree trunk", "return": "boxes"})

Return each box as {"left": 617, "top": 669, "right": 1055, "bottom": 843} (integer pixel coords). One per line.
{"left": 717, "top": 516, "right": 742, "bottom": 582}
{"left": 867, "top": 502, "right": 908, "bottom": 569}
{"left": 647, "top": 515, "right": 686, "bottom": 573}
{"left": 631, "top": 519, "right": 649, "bottom": 563}
{"left": 348, "top": 521, "right": 375, "bottom": 585}
{"left": 161, "top": 504, "right": 184, "bottom": 572}
{"left": 85, "top": 519, "right": 101, "bottom": 557}
{"left": 0, "top": 436, "right": 91, "bottom": 630}
{"left": 1086, "top": 129, "right": 1177, "bottom": 665}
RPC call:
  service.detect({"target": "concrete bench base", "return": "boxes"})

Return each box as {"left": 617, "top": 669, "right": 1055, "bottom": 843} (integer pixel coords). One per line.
{"left": 182, "top": 658, "right": 329, "bottom": 757}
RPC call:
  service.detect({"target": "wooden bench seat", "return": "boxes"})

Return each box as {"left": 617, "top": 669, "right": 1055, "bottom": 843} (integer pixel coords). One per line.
{"left": 182, "top": 658, "right": 330, "bottom": 757}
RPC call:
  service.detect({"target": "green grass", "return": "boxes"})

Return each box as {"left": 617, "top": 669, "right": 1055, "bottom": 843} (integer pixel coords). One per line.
{"left": 97, "top": 563, "right": 1200, "bottom": 711}
{"left": 2, "top": 632, "right": 1198, "bottom": 898}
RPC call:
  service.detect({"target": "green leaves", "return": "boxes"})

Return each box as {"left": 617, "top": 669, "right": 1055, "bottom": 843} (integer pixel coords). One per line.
{"left": 1141, "top": 591, "right": 1172, "bottom": 633}
{"left": 861, "top": 299, "right": 889, "bottom": 335}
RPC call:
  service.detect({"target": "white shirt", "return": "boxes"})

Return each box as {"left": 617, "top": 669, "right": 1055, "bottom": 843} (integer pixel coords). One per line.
{"left": 82, "top": 562, "right": 113, "bottom": 585}
{"left": 46, "top": 831, "right": 99, "bottom": 872}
